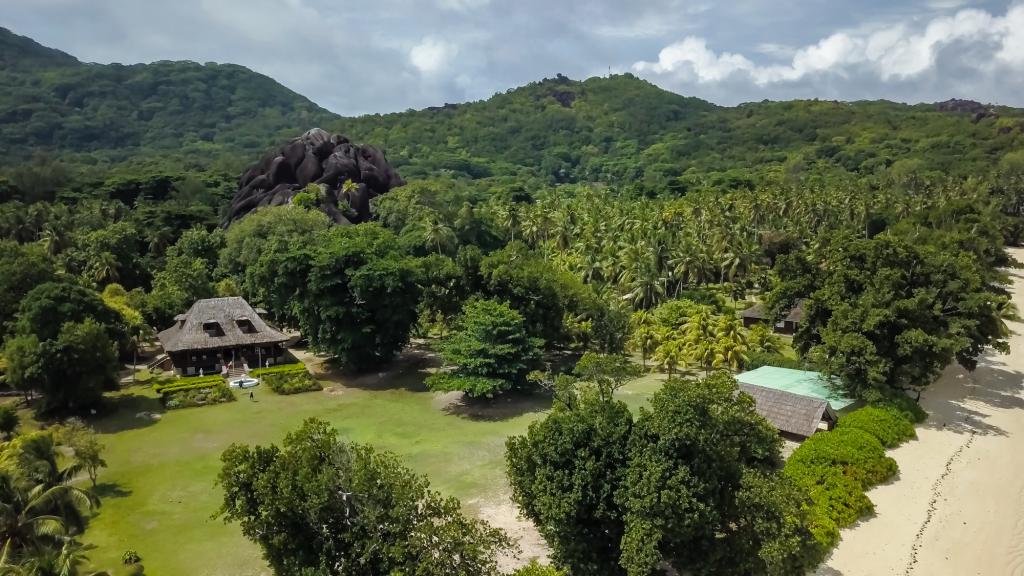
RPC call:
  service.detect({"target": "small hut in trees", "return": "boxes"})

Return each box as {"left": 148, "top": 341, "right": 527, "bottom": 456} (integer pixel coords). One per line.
{"left": 740, "top": 299, "right": 805, "bottom": 335}
{"left": 157, "top": 297, "right": 289, "bottom": 376}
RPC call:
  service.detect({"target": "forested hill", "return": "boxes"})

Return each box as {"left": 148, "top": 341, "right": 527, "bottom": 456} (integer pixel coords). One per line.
{"left": 341, "top": 73, "right": 1024, "bottom": 191}
{"left": 2, "top": 26, "right": 1024, "bottom": 200}
{"left": 0, "top": 27, "right": 337, "bottom": 166}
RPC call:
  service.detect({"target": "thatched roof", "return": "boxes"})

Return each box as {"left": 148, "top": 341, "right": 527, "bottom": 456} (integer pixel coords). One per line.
{"left": 739, "top": 383, "right": 836, "bottom": 438}
{"left": 157, "top": 297, "right": 288, "bottom": 353}
{"left": 740, "top": 299, "right": 805, "bottom": 323}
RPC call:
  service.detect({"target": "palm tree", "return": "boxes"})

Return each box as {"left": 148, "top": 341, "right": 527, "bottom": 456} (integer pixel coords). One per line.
{"left": 495, "top": 204, "right": 519, "bottom": 243}
{"left": 628, "top": 311, "right": 659, "bottom": 369}
{"left": 36, "top": 225, "right": 67, "bottom": 259}
{"left": 0, "top": 435, "right": 81, "bottom": 491}
{"left": 0, "top": 478, "right": 96, "bottom": 554}
{"left": 419, "top": 216, "right": 456, "bottom": 255}
{"left": 747, "top": 324, "right": 782, "bottom": 355}
{"left": 653, "top": 337, "right": 686, "bottom": 379}
{"left": 13, "top": 539, "right": 109, "bottom": 576}
{"left": 146, "top": 227, "right": 175, "bottom": 257}
{"left": 88, "top": 253, "right": 118, "bottom": 286}
{"left": 713, "top": 338, "right": 748, "bottom": 371}
{"left": 340, "top": 179, "right": 359, "bottom": 198}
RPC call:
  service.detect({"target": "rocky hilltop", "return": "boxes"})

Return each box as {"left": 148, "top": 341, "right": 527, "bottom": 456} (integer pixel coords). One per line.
{"left": 224, "top": 128, "right": 404, "bottom": 226}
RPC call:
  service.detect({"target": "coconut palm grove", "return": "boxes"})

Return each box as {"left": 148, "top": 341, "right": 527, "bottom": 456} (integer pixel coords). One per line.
{"left": 0, "top": 9, "right": 1023, "bottom": 576}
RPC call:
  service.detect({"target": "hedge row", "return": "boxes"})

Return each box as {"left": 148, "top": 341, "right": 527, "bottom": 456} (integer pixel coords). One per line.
{"left": 153, "top": 375, "right": 224, "bottom": 394}
{"left": 250, "top": 362, "right": 307, "bottom": 377}
{"left": 784, "top": 405, "right": 916, "bottom": 552}
{"left": 263, "top": 371, "right": 322, "bottom": 395}
{"left": 745, "top": 351, "right": 804, "bottom": 371}
{"left": 163, "top": 383, "right": 235, "bottom": 410}
{"left": 836, "top": 406, "right": 917, "bottom": 448}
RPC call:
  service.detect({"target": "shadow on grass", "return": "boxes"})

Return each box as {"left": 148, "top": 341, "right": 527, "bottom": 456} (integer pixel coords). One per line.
{"left": 91, "top": 392, "right": 165, "bottom": 434}
{"left": 443, "top": 389, "right": 553, "bottom": 422}
{"left": 321, "top": 347, "right": 441, "bottom": 393}
{"left": 93, "top": 481, "right": 132, "bottom": 499}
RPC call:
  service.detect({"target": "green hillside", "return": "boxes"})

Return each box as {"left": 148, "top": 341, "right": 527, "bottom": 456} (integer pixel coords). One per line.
{"left": 1, "top": 26, "right": 1023, "bottom": 199}
{"left": 341, "top": 74, "right": 1024, "bottom": 191}
{"left": 0, "top": 27, "right": 337, "bottom": 167}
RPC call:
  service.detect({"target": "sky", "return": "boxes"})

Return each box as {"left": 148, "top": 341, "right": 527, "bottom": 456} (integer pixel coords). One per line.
{"left": 2, "top": 0, "right": 1023, "bottom": 116}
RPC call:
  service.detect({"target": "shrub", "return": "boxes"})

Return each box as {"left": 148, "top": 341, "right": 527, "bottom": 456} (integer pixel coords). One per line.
{"left": 871, "top": 393, "right": 928, "bottom": 424}
{"left": 250, "top": 362, "right": 307, "bottom": 377}
{"left": 786, "top": 427, "right": 896, "bottom": 488}
{"left": 786, "top": 464, "right": 875, "bottom": 540}
{"left": 263, "top": 371, "right": 322, "bottom": 395}
{"left": 745, "top": 351, "right": 803, "bottom": 370}
{"left": 0, "top": 404, "right": 18, "bottom": 439}
{"left": 511, "top": 560, "right": 567, "bottom": 576}
{"left": 122, "top": 550, "right": 142, "bottom": 565}
{"left": 153, "top": 375, "right": 224, "bottom": 394}
{"left": 784, "top": 424, "right": 903, "bottom": 553}
{"left": 425, "top": 373, "right": 510, "bottom": 398}
{"left": 163, "top": 383, "right": 234, "bottom": 409}
{"left": 837, "top": 406, "right": 916, "bottom": 448}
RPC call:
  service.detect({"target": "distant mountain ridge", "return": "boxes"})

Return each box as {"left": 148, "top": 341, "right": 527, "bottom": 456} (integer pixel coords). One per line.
{"left": 1, "top": 27, "right": 1022, "bottom": 189}
{"left": 0, "top": 27, "right": 338, "bottom": 164}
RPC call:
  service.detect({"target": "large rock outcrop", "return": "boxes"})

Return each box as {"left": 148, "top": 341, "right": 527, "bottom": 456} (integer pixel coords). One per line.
{"left": 935, "top": 99, "right": 997, "bottom": 123}
{"left": 223, "top": 128, "right": 404, "bottom": 226}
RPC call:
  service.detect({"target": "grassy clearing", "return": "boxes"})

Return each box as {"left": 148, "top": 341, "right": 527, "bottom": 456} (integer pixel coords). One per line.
{"left": 79, "top": 352, "right": 665, "bottom": 575}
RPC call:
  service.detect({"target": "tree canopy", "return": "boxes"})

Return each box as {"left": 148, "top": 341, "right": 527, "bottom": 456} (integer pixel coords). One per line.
{"left": 217, "top": 418, "right": 510, "bottom": 576}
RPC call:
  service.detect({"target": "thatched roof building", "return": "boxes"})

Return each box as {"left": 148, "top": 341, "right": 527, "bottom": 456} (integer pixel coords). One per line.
{"left": 739, "top": 383, "right": 838, "bottom": 439}
{"left": 740, "top": 299, "right": 805, "bottom": 334}
{"left": 157, "top": 297, "right": 289, "bottom": 376}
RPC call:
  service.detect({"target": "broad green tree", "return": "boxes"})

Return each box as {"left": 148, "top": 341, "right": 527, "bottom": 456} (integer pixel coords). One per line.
{"left": 4, "top": 321, "right": 118, "bottom": 414}
{"left": 299, "top": 225, "right": 422, "bottom": 370}
{"left": 507, "top": 379, "right": 633, "bottom": 575}
{"left": 217, "top": 419, "right": 510, "bottom": 576}
{"left": 427, "top": 299, "right": 542, "bottom": 398}
{"left": 772, "top": 235, "right": 1009, "bottom": 397}
{"left": 618, "top": 372, "right": 818, "bottom": 575}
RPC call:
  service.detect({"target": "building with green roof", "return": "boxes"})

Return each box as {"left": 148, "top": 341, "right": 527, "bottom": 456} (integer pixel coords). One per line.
{"left": 736, "top": 366, "right": 857, "bottom": 411}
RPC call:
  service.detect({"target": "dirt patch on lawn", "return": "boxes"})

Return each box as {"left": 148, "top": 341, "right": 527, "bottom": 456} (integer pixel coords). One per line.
{"left": 471, "top": 497, "right": 550, "bottom": 572}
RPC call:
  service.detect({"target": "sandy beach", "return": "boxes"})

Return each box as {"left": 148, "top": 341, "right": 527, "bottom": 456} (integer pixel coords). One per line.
{"left": 819, "top": 250, "right": 1024, "bottom": 576}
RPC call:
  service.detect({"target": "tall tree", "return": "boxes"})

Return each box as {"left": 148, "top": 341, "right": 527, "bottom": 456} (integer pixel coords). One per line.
{"left": 217, "top": 419, "right": 510, "bottom": 576}
{"left": 426, "top": 298, "right": 542, "bottom": 398}
{"left": 772, "top": 235, "right": 1009, "bottom": 398}
{"left": 618, "top": 372, "right": 818, "bottom": 575}
{"left": 298, "top": 225, "right": 422, "bottom": 370}
{"left": 507, "top": 364, "right": 634, "bottom": 575}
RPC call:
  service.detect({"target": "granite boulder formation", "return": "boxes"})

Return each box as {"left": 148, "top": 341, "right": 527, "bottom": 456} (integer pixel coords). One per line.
{"left": 223, "top": 128, "right": 404, "bottom": 226}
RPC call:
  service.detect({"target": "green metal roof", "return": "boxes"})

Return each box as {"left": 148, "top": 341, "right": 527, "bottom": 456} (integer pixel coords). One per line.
{"left": 735, "top": 366, "right": 856, "bottom": 410}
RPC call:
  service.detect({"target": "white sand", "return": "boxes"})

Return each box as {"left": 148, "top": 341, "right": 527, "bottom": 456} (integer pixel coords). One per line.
{"left": 819, "top": 252, "right": 1024, "bottom": 576}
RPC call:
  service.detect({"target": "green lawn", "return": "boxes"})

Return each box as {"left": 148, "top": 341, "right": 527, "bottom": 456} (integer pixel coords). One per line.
{"left": 79, "top": 354, "right": 667, "bottom": 575}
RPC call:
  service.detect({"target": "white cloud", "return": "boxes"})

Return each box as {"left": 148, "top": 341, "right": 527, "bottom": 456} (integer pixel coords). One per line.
{"left": 632, "top": 4, "right": 1024, "bottom": 101}
{"left": 996, "top": 4, "right": 1024, "bottom": 66}
{"left": 409, "top": 37, "right": 458, "bottom": 75}
{"left": 633, "top": 37, "right": 755, "bottom": 82}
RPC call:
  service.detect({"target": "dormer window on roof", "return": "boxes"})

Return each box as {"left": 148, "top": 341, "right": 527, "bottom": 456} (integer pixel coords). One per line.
{"left": 235, "top": 318, "right": 258, "bottom": 334}
{"left": 202, "top": 321, "right": 224, "bottom": 337}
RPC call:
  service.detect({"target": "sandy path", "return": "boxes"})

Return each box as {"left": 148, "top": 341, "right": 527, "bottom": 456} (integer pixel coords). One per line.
{"left": 820, "top": 254, "right": 1024, "bottom": 576}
